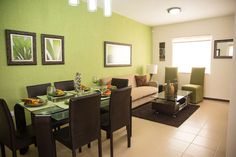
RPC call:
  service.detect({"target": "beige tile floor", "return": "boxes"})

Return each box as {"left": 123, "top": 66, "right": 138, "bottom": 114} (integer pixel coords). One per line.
{"left": 5, "top": 99, "right": 228, "bottom": 157}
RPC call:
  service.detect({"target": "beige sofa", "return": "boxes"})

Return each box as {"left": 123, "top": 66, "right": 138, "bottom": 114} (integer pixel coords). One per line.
{"left": 101, "top": 74, "right": 158, "bottom": 108}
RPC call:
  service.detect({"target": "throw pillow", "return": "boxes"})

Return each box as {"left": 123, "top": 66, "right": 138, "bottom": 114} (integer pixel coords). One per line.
{"left": 135, "top": 75, "right": 148, "bottom": 87}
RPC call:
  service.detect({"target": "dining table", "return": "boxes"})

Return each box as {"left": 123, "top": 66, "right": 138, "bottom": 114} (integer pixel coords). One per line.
{"left": 14, "top": 90, "right": 110, "bottom": 130}
{"left": 13, "top": 88, "right": 111, "bottom": 155}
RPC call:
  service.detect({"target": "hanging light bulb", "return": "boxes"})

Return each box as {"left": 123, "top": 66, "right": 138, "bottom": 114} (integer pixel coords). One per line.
{"left": 69, "top": 0, "right": 79, "bottom": 6}
{"left": 88, "top": 0, "right": 97, "bottom": 12}
{"left": 104, "top": 0, "right": 112, "bottom": 17}
{"left": 69, "top": 0, "right": 112, "bottom": 17}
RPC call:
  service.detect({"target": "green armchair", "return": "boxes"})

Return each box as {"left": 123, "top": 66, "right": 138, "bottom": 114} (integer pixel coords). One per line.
{"left": 165, "top": 67, "right": 178, "bottom": 83}
{"left": 181, "top": 67, "right": 205, "bottom": 104}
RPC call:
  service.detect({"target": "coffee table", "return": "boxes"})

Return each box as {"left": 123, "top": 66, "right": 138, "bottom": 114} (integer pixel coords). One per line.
{"left": 151, "top": 90, "right": 192, "bottom": 116}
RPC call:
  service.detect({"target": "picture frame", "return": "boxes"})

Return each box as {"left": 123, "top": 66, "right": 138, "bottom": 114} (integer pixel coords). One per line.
{"left": 214, "top": 39, "right": 233, "bottom": 59}
{"left": 104, "top": 41, "right": 132, "bottom": 67}
{"left": 41, "top": 34, "right": 64, "bottom": 65}
{"left": 5, "top": 29, "right": 37, "bottom": 65}
{"left": 159, "top": 42, "right": 165, "bottom": 61}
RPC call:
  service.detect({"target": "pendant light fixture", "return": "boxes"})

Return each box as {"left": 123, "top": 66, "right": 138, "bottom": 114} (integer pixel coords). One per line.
{"left": 87, "top": 0, "right": 97, "bottom": 12}
{"left": 68, "top": 0, "right": 112, "bottom": 17}
{"left": 69, "top": 0, "right": 79, "bottom": 6}
{"left": 104, "top": 0, "right": 112, "bottom": 17}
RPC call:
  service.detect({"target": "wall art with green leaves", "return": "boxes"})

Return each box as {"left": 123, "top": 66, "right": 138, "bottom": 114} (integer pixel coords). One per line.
{"left": 41, "top": 34, "right": 64, "bottom": 65}
{"left": 5, "top": 30, "right": 37, "bottom": 65}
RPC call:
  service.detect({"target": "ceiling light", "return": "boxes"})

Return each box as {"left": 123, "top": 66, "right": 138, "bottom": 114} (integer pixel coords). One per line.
{"left": 104, "top": 0, "right": 112, "bottom": 17}
{"left": 167, "top": 7, "right": 181, "bottom": 15}
{"left": 69, "top": 0, "right": 79, "bottom": 6}
{"left": 88, "top": 0, "right": 97, "bottom": 12}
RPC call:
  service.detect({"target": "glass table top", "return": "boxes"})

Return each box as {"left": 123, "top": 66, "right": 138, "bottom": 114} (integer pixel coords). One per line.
{"left": 154, "top": 90, "right": 192, "bottom": 102}
{"left": 19, "top": 90, "right": 110, "bottom": 121}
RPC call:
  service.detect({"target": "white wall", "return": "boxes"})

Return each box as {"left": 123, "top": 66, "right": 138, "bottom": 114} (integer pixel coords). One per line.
{"left": 226, "top": 14, "right": 236, "bottom": 157}
{"left": 152, "top": 15, "right": 234, "bottom": 100}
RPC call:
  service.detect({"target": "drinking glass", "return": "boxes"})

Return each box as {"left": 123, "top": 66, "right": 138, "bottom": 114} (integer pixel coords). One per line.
{"left": 92, "top": 76, "right": 99, "bottom": 85}
{"left": 47, "top": 86, "right": 56, "bottom": 100}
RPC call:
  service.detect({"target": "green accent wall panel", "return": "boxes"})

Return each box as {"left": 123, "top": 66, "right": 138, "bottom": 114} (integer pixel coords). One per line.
{"left": 0, "top": 0, "right": 152, "bottom": 108}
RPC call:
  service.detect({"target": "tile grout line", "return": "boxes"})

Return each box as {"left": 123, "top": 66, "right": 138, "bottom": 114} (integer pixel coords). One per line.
{"left": 196, "top": 119, "right": 223, "bottom": 156}
{"left": 181, "top": 120, "right": 207, "bottom": 156}
{"left": 213, "top": 138, "right": 223, "bottom": 157}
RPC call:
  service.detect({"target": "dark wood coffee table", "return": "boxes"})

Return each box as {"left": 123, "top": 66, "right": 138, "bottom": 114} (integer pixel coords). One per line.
{"left": 151, "top": 90, "right": 192, "bottom": 116}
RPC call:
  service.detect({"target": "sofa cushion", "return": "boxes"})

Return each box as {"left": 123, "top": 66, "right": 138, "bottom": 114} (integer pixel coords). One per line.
{"left": 135, "top": 75, "right": 148, "bottom": 87}
{"left": 132, "top": 86, "right": 157, "bottom": 101}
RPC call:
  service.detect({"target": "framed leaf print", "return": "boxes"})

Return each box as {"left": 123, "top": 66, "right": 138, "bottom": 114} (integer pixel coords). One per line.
{"left": 41, "top": 34, "right": 64, "bottom": 65}
{"left": 5, "top": 30, "right": 37, "bottom": 65}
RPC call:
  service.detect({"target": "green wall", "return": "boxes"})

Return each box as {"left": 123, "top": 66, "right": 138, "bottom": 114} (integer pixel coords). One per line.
{"left": 0, "top": 0, "right": 152, "bottom": 109}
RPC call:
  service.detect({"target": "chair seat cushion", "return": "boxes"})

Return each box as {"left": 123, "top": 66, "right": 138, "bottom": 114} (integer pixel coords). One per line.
{"left": 182, "top": 84, "right": 203, "bottom": 104}
{"left": 54, "top": 127, "right": 72, "bottom": 148}
{"left": 100, "top": 113, "right": 109, "bottom": 129}
{"left": 15, "top": 125, "right": 35, "bottom": 149}
{"left": 182, "top": 84, "right": 202, "bottom": 90}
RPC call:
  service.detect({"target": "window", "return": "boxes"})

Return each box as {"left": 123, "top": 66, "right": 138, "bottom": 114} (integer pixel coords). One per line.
{"left": 172, "top": 36, "right": 212, "bottom": 74}
{"left": 229, "top": 45, "right": 233, "bottom": 56}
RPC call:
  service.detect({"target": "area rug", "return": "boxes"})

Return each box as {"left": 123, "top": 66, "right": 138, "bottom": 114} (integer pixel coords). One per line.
{"left": 132, "top": 103, "right": 200, "bottom": 127}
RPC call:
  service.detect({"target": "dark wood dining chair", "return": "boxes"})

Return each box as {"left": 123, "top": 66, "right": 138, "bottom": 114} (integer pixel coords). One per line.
{"left": 26, "top": 83, "right": 51, "bottom": 126}
{"left": 54, "top": 80, "right": 75, "bottom": 91}
{"left": 100, "top": 86, "right": 132, "bottom": 157}
{"left": 100, "top": 78, "right": 129, "bottom": 114}
{"left": 34, "top": 115, "right": 57, "bottom": 157}
{"left": 111, "top": 78, "right": 129, "bottom": 89}
{"left": 0, "top": 99, "right": 35, "bottom": 157}
{"left": 54, "top": 93, "right": 102, "bottom": 157}
{"left": 26, "top": 83, "right": 51, "bottom": 98}
{"left": 26, "top": 83, "right": 67, "bottom": 128}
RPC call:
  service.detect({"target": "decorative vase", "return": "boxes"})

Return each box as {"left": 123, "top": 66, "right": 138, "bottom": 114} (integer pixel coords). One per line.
{"left": 173, "top": 79, "right": 178, "bottom": 95}
{"left": 169, "top": 83, "right": 174, "bottom": 95}
{"left": 165, "top": 80, "right": 170, "bottom": 98}
{"left": 74, "top": 72, "right": 81, "bottom": 93}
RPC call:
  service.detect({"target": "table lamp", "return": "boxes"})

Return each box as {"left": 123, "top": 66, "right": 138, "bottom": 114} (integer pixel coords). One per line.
{"left": 147, "top": 64, "right": 158, "bottom": 81}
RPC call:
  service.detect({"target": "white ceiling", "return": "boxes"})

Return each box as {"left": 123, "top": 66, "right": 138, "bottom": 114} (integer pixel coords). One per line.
{"left": 100, "top": 0, "right": 236, "bottom": 26}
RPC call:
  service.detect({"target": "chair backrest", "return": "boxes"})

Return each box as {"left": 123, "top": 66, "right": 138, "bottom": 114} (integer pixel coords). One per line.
{"left": 69, "top": 93, "right": 101, "bottom": 148}
{"left": 190, "top": 67, "right": 205, "bottom": 86}
{"left": 111, "top": 78, "right": 129, "bottom": 89}
{"left": 14, "top": 104, "right": 27, "bottom": 131}
{"left": 109, "top": 87, "right": 132, "bottom": 132}
{"left": 165, "top": 67, "right": 178, "bottom": 83}
{"left": 54, "top": 80, "right": 74, "bottom": 91}
{"left": 27, "top": 83, "right": 51, "bottom": 98}
{"left": 34, "top": 115, "right": 57, "bottom": 157}
{"left": 0, "top": 99, "right": 16, "bottom": 148}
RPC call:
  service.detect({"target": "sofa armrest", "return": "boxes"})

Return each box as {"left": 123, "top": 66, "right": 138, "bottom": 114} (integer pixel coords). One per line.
{"left": 158, "top": 84, "right": 164, "bottom": 93}
{"left": 147, "top": 82, "right": 164, "bottom": 93}
{"left": 147, "top": 81, "right": 158, "bottom": 87}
